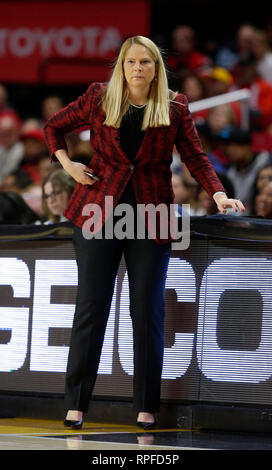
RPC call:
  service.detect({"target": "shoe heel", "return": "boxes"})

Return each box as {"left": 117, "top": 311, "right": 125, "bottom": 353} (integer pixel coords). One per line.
{"left": 64, "top": 419, "right": 83, "bottom": 430}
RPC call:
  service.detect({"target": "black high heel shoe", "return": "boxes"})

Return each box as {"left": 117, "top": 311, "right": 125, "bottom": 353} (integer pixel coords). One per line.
{"left": 137, "top": 414, "right": 157, "bottom": 430}
{"left": 64, "top": 418, "right": 83, "bottom": 430}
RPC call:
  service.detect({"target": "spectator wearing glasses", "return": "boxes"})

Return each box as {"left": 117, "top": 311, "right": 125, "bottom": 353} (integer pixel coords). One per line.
{"left": 42, "top": 168, "right": 76, "bottom": 223}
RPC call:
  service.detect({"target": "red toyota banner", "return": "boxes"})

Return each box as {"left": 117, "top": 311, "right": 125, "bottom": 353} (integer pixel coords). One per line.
{"left": 0, "top": 0, "right": 150, "bottom": 84}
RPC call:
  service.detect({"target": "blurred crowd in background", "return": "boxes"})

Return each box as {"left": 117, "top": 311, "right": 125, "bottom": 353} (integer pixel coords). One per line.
{"left": 1, "top": 21, "right": 272, "bottom": 225}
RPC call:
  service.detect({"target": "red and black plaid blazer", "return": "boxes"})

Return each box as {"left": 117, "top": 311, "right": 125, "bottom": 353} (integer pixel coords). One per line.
{"left": 43, "top": 82, "right": 226, "bottom": 243}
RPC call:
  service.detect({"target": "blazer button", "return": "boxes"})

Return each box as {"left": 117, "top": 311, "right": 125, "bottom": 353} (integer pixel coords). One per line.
{"left": 129, "top": 164, "right": 134, "bottom": 170}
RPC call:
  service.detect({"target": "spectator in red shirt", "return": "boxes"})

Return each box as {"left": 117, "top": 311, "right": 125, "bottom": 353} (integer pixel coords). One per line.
{"left": 0, "top": 85, "right": 22, "bottom": 130}
{"left": 233, "top": 52, "right": 272, "bottom": 130}
{"left": 20, "top": 128, "right": 49, "bottom": 184}
{"left": 167, "top": 25, "right": 211, "bottom": 81}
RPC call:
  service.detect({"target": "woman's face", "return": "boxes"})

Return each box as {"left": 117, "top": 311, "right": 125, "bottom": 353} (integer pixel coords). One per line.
{"left": 171, "top": 174, "right": 189, "bottom": 205}
{"left": 182, "top": 76, "right": 203, "bottom": 102}
{"left": 207, "top": 104, "right": 233, "bottom": 133}
{"left": 123, "top": 44, "right": 156, "bottom": 94}
{"left": 255, "top": 183, "right": 272, "bottom": 218}
{"left": 43, "top": 181, "right": 69, "bottom": 216}
{"left": 256, "top": 166, "right": 272, "bottom": 193}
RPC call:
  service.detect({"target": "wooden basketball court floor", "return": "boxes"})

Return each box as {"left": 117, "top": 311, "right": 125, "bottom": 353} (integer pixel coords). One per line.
{"left": 0, "top": 417, "right": 272, "bottom": 451}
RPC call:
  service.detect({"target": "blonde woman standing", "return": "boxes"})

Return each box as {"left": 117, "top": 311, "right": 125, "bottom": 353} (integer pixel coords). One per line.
{"left": 44, "top": 36, "right": 245, "bottom": 430}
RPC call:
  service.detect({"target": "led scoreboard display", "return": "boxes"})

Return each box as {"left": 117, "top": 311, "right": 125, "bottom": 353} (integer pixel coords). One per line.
{"left": 0, "top": 235, "right": 272, "bottom": 406}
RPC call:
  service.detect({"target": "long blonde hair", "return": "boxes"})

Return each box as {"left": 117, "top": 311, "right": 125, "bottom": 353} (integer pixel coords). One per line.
{"left": 102, "top": 36, "right": 177, "bottom": 130}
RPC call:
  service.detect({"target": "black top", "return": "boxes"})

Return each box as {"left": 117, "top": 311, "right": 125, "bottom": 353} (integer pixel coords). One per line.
{"left": 120, "top": 105, "right": 146, "bottom": 161}
{"left": 118, "top": 105, "right": 146, "bottom": 208}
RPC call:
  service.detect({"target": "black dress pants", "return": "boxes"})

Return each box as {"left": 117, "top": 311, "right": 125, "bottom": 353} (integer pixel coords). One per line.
{"left": 64, "top": 224, "right": 171, "bottom": 413}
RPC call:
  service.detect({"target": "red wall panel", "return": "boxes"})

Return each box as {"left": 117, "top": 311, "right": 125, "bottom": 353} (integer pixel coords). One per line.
{"left": 0, "top": 0, "right": 150, "bottom": 83}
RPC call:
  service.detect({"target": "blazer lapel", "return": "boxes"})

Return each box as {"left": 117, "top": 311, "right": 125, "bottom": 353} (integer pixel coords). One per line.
{"left": 134, "top": 127, "right": 153, "bottom": 162}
